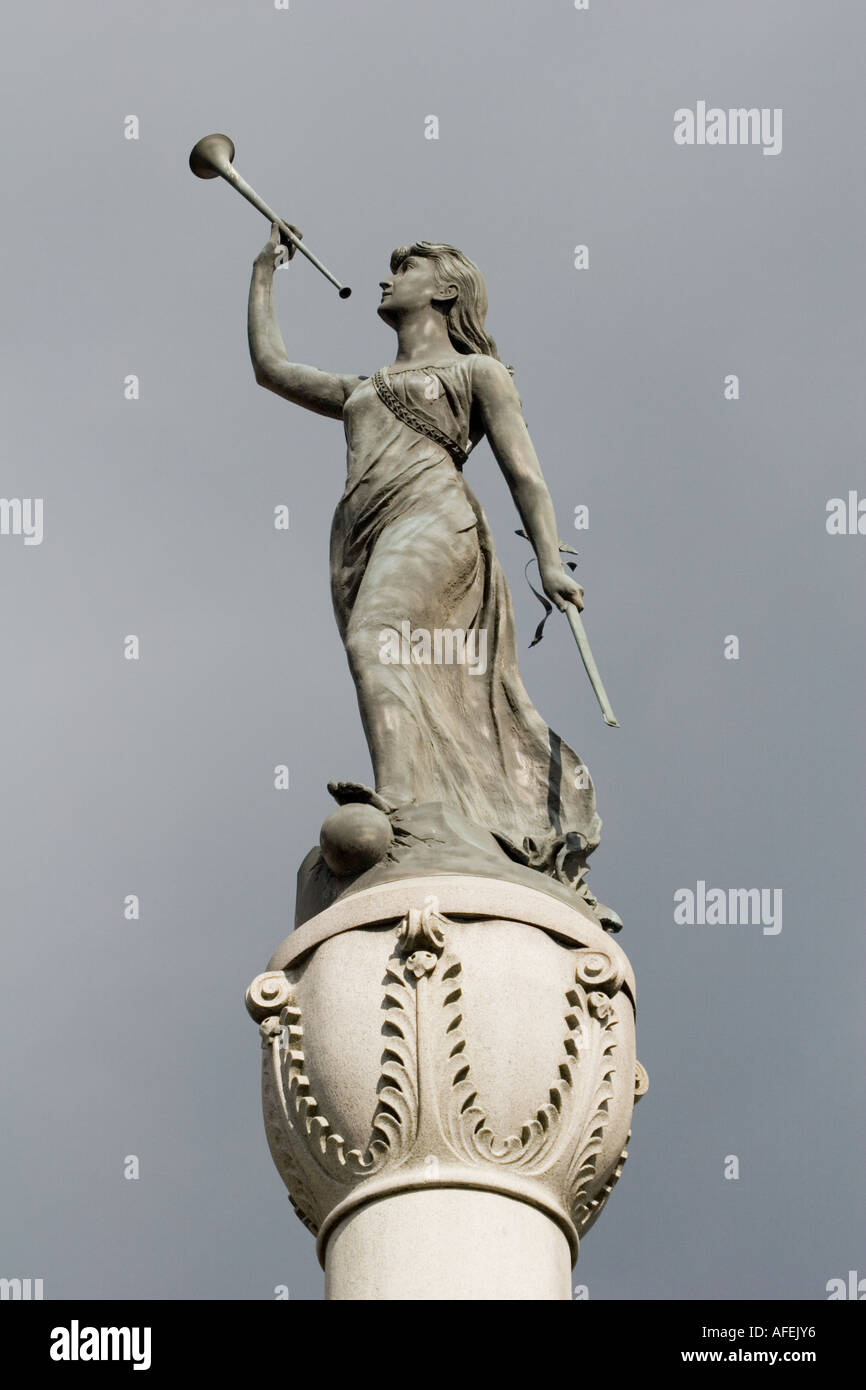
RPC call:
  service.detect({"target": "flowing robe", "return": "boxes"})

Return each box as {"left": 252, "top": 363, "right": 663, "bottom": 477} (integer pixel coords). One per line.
{"left": 330, "top": 353, "right": 602, "bottom": 890}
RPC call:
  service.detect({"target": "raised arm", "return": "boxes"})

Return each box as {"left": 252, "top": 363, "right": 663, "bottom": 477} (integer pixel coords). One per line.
{"left": 472, "top": 355, "right": 584, "bottom": 612}
{"left": 248, "top": 223, "right": 364, "bottom": 419}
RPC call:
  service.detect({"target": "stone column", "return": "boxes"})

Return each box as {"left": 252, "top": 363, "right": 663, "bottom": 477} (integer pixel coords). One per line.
{"left": 246, "top": 875, "right": 646, "bottom": 1302}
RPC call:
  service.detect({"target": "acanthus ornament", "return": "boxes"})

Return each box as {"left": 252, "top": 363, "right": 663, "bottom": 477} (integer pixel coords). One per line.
{"left": 249, "top": 909, "right": 644, "bottom": 1256}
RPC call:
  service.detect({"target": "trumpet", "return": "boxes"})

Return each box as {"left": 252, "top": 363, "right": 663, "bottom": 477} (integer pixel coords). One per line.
{"left": 189, "top": 133, "right": 351, "bottom": 298}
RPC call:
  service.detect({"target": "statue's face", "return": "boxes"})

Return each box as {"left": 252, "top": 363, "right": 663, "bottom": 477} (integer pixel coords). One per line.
{"left": 378, "top": 254, "right": 453, "bottom": 322}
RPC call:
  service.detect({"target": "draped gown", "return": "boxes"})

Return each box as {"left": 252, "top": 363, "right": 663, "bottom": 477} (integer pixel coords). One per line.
{"left": 329, "top": 352, "right": 603, "bottom": 895}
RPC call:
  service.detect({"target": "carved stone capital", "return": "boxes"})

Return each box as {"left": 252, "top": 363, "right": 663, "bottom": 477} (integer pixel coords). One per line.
{"left": 247, "top": 876, "right": 645, "bottom": 1282}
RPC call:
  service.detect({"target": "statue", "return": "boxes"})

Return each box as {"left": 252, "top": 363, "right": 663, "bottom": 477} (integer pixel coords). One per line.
{"left": 247, "top": 223, "right": 620, "bottom": 931}
{"left": 191, "top": 133, "right": 644, "bottom": 1300}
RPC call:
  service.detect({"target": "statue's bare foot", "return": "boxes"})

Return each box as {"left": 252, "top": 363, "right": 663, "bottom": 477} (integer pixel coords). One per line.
{"left": 327, "top": 780, "right": 397, "bottom": 815}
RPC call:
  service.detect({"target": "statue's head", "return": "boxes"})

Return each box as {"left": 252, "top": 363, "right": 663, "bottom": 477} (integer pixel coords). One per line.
{"left": 378, "top": 241, "right": 502, "bottom": 360}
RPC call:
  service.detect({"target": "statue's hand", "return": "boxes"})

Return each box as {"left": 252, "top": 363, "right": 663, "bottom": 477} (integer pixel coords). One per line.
{"left": 540, "top": 566, "right": 584, "bottom": 613}
{"left": 254, "top": 220, "right": 303, "bottom": 270}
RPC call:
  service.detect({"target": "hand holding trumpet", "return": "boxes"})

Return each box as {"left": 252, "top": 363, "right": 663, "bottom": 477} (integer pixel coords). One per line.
{"left": 253, "top": 220, "right": 304, "bottom": 272}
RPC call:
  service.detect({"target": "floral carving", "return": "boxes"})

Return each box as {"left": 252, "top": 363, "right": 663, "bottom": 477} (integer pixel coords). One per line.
{"left": 262, "top": 955, "right": 418, "bottom": 1188}
{"left": 252, "top": 917, "right": 638, "bottom": 1250}
{"left": 259, "top": 1015, "right": 320, "bottom": 1233}
{"left": 574, "top": 1136, "right": 630, "bottom": 1237}
{"left": 437, "top": 948, "right": 621, "bottom": 1202}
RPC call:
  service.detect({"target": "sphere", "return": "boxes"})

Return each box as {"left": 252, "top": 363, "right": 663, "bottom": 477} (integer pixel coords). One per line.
{"left": 319, "top": 803, "right": 393, "bottom": 877}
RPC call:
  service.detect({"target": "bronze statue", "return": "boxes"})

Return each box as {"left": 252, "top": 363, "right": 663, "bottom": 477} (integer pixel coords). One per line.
{"left": 246, "top": 225, "right": 619, "bottom": 930}
{"left": 189, "top": 130, "right": 620, "bottom": 929}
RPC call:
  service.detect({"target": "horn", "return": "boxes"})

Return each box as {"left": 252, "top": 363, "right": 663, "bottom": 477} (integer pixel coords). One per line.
{"left": 189, "top": 133, "right": 352, "bottom": 298}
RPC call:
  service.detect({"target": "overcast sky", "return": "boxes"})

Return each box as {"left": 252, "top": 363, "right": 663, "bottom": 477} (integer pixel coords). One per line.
{"left": 1, "top": 0, "right": 863, "bottom": 1300}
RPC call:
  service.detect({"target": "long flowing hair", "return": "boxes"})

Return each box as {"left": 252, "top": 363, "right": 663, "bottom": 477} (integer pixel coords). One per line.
{"left": 389, "top": 241, "right": 510, "bottom": 368}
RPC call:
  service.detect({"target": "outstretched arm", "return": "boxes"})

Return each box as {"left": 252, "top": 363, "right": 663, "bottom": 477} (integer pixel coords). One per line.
{"left": 248, "top": 223, "right": 364, "bottom": 419}
{"left": 473, "top": 356, "right": 584, "bottom": 612}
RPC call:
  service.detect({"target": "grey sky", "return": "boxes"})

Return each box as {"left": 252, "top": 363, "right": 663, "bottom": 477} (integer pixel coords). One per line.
{"left": 1, "top": 0, "right": 863, "bottom": 1299}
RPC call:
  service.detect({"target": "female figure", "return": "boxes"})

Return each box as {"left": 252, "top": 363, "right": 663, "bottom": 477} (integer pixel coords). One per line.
{"left": 248, "top": 227, "right": 610, "bottom": 918}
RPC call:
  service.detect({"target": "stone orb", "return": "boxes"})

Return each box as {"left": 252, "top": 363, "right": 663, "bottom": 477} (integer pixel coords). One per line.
{"left": 320, "top": 803, "right": 393, "bottom": 877}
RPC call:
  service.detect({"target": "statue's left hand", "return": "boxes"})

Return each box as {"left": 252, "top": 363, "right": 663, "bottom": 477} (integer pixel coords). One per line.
{"left": 540, "top": 567, "right": 584, "bottom": 613}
